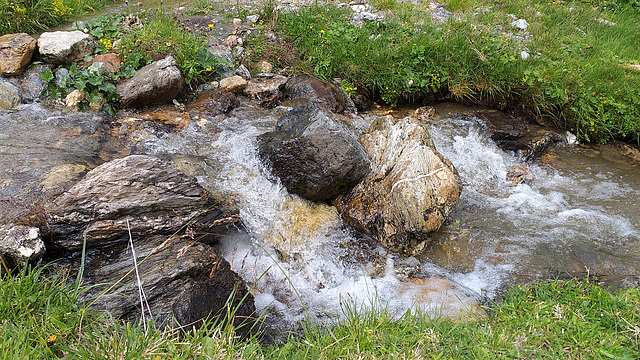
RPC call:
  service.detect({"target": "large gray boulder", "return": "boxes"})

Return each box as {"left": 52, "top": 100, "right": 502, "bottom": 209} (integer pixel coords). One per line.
{"left": 333, "top": 116, "right": 462, "bottom": 255}
{"left": 37, "top": 31, "right": 97, "bottom": 65}
{"left": 83, "top": 236, "right": 255, "bottom": 333}
{"left": 0, "top": 33, "right": 37, "bottom": 76}
{"left": 116, "top": 56, "right": 185, "bottom": 108}
{"left": 0, "top": 225, "right": 44, "bottom": 269}
{"left": 46, "top": 154, "right": 239, "bottom": 251}
{"left": 0, "top": 80, "right": 20, "bottom": 110}
{"left": 258, "top": 103, "right": 370, "bottom": 202}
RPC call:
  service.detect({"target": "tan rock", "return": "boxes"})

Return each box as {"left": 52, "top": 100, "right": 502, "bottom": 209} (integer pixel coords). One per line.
{"left": 334, "top": 116, "right": 462, "bottom": 255}
{"left": 244, "top": 75, "right": 287, "bottom": 99}
{"left": 506, "top": 165, "right": 534, "bottom": 186}
{"left": 220, "top": 75, "right": 247, "bottom": 94}
{"left": 65, "top": 89, "right": 84, "bottom": 108}
{"left": 0, "top": 33, "right": 36, "bottom": 76}
{"left": 257, "top": 60, "right": 273, "bottom": 73}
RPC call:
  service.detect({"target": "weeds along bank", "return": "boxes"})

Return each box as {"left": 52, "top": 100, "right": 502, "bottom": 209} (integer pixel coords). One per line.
{"left": 3, "top": 0, "right": 639, "bottom": 143}
{"left": 2, "top": 267, "right": 639, "bottom": 359}
{"left": 266, "top": 0, "right": 640, "bottom": 144}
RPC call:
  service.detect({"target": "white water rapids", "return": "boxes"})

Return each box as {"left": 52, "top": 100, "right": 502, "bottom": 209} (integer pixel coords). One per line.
{"left": 161, "top": 102, "right": 640, "bottom": 332}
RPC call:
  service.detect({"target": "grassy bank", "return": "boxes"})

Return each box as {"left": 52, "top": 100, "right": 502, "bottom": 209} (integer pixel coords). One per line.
{"left": 245, "top": 0, "right": 640, "bottom": 143}
{"left": 0, "top": 0, "right": 118, "bottom": 35}
{"left": 1, "top": 265, "right": 638, "bottom": 359}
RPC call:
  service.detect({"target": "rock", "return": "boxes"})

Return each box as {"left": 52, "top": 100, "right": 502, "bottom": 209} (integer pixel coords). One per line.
{"left": 414, "top": 106, "right": 436, "bottom": 122}
{"left": 37, "top": 31, "right": 97, "bottom": 65}
{"left": 188, "top": 88, "right": 239, "bottom": 115}
{"left": 244, "top": 74, "right": 287, "bottom": 99}
{"left": 219, "top": 75, "right": 247, "bottom": 94}
{"left": 39, "top": 163, "right": 88, "bottom": 195}
{"left": 517, "top": 127, "right": 565, "bottom": 161}
{"left": 258, "top": 102, "right": 371, "bottom": 202}
{"left": 506, "top": 165, "right": 534, "bottom": 186}
{"left": 0, "top": 225, "right": 44, "bottom": 268}
{"left": 65, "top": 89, "right": 84, "bottom": 108}
{"left": 511, "top": 19, "right": 529, "bottom": 30}
{"left": 284, "top": 74, "right": 356, "bottom": 114}
{"left": 46, "top": 155, "right": 239, "bottom": 251}
{"left": 257, "top": 60, "right": 273, "bottom": 73}
{"left": 85, "top": 53, "right": 121, "bottom": 73}
{"left": 351, "top": 90, "right": 373, "bottom": 112}
{"left": 235, "top": 64, "right": 251, "bottom": 80}
{"left": 5, "top": 63, "right": 50, "bottom": 102}
{"left": 0, "top": 80, "right": 20, "bottom": 110}
{"left": 137, "top": 109, "right": 192, "bottom": 130}
{"left": 207, "top": 44, "right": 234, "bottom": 71}
{"left": 223, "top": 35, "right": 241, "bottom": 48}
{"left": 0, "top": 33, "right": 37, "bottom": 76}
{"left": 333, "top": 116, "right": 462, "bottom": 255}
{"left": 116, "top": 56, "right": 185, "bottom": 108}
{"left": 83, "top": 236, "right": 255, "bottom": 333}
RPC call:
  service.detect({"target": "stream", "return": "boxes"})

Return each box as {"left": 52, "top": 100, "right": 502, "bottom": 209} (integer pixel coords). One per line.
{"left": 1, "top": 99, "right": 639, "bottom": 333}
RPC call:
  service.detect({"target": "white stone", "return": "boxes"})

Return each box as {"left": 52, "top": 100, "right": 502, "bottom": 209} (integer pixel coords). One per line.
{"left": 37, "top": 31, "right": 97, "bottom": 65}
{"left": 511, "top": 19, "right": 529, "bottom": 30}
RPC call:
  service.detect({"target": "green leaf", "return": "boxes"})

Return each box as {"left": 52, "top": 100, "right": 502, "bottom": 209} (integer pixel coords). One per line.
{"left": 39, "top": 68, "right": 54, "bottom": 83}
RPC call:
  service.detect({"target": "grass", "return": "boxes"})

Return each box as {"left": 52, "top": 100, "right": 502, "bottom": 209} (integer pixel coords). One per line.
{"left": 0, "top": 0, "right": 117, "bottom": 35}
{"left": 2, "top": 265, "right": 638, "bottom": 359}
{"left": 260, "top": 0, "right": 640, "bottom": 143}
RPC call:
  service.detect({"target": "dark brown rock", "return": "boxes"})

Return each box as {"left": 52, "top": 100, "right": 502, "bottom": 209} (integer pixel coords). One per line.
{"left": 0, "top": 33, "right": 36, "bottom": 76}
{"left": 188, "top": 88, "right": 239, "bottom": 116}
{"left": 85, "top": 53, "right": 121, "bottom": 73}
{"left": 83, "top": 236, "right": 255, "bottom": 333}
{"left": 284, "top": 74, "right": 357, "bottom": 114}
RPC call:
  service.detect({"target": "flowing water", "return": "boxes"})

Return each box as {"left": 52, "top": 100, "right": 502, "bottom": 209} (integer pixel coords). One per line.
{"left": 2, "top": 100, "right": 639, "bottom": 333}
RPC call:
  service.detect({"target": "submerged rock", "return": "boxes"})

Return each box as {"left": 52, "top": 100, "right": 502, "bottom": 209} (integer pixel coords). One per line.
{"left": 84, "top": 236, "right": 255, "bottom": 333}
{"left": 258, "top": 102, "right": 370, "bottom": 202}
{"left": 334, "top": 116, "right": 462, "bottom": 255}
{"left": 46, "top": 155, "right": 239, "bottom": 251}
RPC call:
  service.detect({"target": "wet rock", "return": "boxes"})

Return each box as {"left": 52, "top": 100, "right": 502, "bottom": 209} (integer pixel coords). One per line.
{"left": 258, "top": 102, "right": 370, "bottom": 202}
{"left": 616, "top": 143, "right": 640, "bottom": 163}
{"left": 284, "top": 74, "right": 356, "bottom": 114}
{"left": 137, "top": 109, "right": 192, "bottom": 130}
{"left": 414, "top": 106, "right": 436, "bottom": 122}
{"left": 39, "top": 163, "right": 89, "bottom": 195}
{"left": 334, "top": 116, "right": 462, "bottom": 255}
{"left": 506, "top": 165, "right": 534, "bottom": 186}
{"left": 83, "top": 236, "right": 255, "bottom": 333}
{"left": 85, "top": 53, "right": 121, "bottom": 73}
{"left": 219, "top": 75, "right": 247, "bottom": 94}
{"left": 188, "top": 89, "right": 239, "bottom": 116}
{"left": 244, "top": 74, "right": 287, "bottom": 99}
{"left": 0, "top": 33, "right": 37, "bottom": 76}
{"left": 480, "top": 111, "right": 527, "bottom": 144}
{"left": 0, "top": 225, "right": 44, "bottom": 268}
{"left": 0, "top": 80, "right": 20, "bottom": 110}
{"left": 46, "top": 155, "right": 239, "bottom": 251}
{"left": 37, "top": 31, "right": 97, "bottom": 65}
{"left": 116, "top": 56, "right": 185, "bottom": 108}
{"left": 518, "top": 127, "right": 565, "bottom": 161}
{"left": 351, "top": 89, "right": 373, "bottom": 112}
